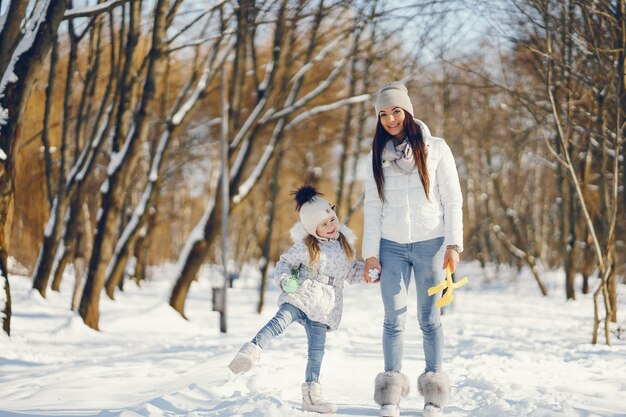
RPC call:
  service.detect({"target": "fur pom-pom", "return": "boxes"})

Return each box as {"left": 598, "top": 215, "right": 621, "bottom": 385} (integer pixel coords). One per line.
{"left": 293, "top": 185, "right": 322, "bottom": 211}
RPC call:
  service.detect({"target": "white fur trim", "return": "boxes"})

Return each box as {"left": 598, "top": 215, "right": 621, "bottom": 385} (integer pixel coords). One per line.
{"left": 418, "top": 371, "right": 450, "bottom": 407}
{"left": 289, "top": 222, "right": 309, "bottom": 243}
{"left": 374, "top": 371, "right": 410, "bottom": 405}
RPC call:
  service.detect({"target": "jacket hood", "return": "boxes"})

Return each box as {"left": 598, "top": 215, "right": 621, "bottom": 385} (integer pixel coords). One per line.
{"left": 415, "top": 118, "right": 432, "bottom": 137}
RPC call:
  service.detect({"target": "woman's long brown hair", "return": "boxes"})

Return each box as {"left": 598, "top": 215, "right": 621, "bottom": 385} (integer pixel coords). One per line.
{"left": 372, "top": 112, "right": 429, "bottom": 202}
{"left": 304, "top": 234, "right": 355, "bottom": 267}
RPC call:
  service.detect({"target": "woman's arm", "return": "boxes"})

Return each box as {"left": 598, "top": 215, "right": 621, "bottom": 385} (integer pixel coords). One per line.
{"left": 362, "top": 152, "right": 384, "bottom": 267}
{"left": 436, "top": 142, "right": 463, "bottom": 252}
{"left": 436, "top": 141, "right": 463, "bottom": 272}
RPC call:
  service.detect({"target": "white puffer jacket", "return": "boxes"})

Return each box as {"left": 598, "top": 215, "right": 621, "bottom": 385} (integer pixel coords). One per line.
{"left": 362, "top": 120, "right": 463, "bottom": 260}
{"left": 274, "top": 223, "right": 365, "bottom": 331}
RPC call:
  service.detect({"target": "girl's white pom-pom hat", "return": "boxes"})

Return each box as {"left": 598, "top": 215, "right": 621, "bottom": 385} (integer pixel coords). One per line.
{"left": 293, "top": 185, "right": 336, "bottom": 238}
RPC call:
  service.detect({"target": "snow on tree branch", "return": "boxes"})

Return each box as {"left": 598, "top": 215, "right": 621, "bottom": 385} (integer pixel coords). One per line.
{"left": 0, "top": 8, "right": 7, "bottom": 36}
{"left": 261, "top": 57, "right": 349, "bottom": 124}
{"left": 289, "top": 35, "right": 345, "bottom": 86}
{"left": 63, "top": 0, "right": 130, "bottom": 20}
{"left": 285, "top": 94, "right": 370, "bottom": 130}
{"left": 233, "top": 94, "right": 370, "bottom": 203}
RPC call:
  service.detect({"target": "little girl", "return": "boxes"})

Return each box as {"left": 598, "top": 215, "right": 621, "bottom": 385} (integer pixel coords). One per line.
{"left": 228, "top": 185, "right": 365, "bottom": 414}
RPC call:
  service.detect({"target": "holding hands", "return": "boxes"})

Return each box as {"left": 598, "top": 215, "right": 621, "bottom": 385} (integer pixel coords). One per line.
{"left": 364, "top": 257, "right": 381, "bottom": 283}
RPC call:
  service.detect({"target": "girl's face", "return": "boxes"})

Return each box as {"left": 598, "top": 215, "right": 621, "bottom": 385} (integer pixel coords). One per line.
{"left": 378, "top": 106, "right": 406, "bottom": 138}
{"left": 316, "top": 215, "right": 338, "bottom": 239}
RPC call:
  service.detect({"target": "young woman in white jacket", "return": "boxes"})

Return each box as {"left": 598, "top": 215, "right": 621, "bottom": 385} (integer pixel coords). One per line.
{"left": 363, "top": 81, "right": 463, "bottom": 417}
{"left": 229, "top": 185, "right": 364, "bottom": 414}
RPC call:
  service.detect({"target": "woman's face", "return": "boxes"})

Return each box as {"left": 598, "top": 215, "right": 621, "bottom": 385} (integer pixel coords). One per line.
{"left": 316, "top": 215, "right": 338, "bottom": 239}
{"left": 378, "top": 106, "right": 406, "bottom": 138}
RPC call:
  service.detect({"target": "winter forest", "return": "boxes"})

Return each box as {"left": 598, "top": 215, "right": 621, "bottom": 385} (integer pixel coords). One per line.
{"left": 0, "top": 0, "right": 625, "bottom": 416}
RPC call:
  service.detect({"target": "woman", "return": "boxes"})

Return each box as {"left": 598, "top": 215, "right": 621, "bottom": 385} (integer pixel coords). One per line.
{"left": 362, "top": 81, "right": 463, "bottom": 417}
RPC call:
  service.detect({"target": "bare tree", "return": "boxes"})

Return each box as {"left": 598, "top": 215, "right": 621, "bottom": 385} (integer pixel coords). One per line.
{"left": 506, "top": 0, "right": 624, "bottom": 344}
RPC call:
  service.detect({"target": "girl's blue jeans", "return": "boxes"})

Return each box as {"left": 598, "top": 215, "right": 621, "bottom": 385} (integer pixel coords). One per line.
{"left": 379, "top": 236, "right": 445, "bottom": 373}
{"left": 251, "top": 302, "right": 327, "bottom": 382}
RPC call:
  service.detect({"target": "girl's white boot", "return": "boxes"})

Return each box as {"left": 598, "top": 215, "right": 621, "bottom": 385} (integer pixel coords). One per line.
{"left": 301, "top": 381, "right": 337, "bottom": 414}
{"left": 228, "top": 342, "right": 262, "bottom": 374}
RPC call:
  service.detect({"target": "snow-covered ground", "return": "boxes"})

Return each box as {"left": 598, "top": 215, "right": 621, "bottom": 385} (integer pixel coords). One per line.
{"left": 1, "top": 261, "right": 625, "bottom": 417}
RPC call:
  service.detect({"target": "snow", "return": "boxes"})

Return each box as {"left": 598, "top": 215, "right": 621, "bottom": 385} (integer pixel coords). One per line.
{"left": 0, "top": 7, "right": 7, "bottom": 34}
{"left": 1, "top": 261, "right": 625, "bottom": 417}
{"left": 107, "top": 124, "right": 136, "bottom": 176}
{"left": 63, "top": 0, "right": 127, "bottom": 20}
{"left": 43, "top": 197, "right": 58, "bottom": 238}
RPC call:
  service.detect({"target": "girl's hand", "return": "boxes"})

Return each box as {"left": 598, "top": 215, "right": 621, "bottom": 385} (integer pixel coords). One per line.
{"left": 443, "top": 248, "right": 460, "bottom": 272}
{"left": 282, "top": 277, "right": 299, "bottom": 293}
{"left": 364, "top": 257, "right": 382, "bottom": 283}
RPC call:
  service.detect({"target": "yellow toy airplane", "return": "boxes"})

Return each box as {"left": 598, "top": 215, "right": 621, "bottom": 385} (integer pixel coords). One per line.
{"left": 427, "top": 265, "right": 469, "bottom": 307}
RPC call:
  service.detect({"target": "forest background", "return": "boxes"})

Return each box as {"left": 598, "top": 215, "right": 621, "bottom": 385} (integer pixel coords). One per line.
{"left": 0, "top": 0, "right": 624, "bottom": 345}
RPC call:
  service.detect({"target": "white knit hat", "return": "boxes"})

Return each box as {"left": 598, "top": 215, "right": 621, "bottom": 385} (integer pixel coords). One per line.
{"left": 294, "top": 185, "right": 337, "bottom": 239}
{"left": 375, "top": 81, "right": 414, "bottom": 117}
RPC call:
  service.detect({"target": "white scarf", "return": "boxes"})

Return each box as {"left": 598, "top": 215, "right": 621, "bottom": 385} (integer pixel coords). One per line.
{"left": 381, "top": 138, "right": 415, "bottom": 173}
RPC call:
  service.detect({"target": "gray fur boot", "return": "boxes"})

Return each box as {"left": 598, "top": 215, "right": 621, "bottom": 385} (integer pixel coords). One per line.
{"left": 374, "top": 372, "right": 410, "bottom": 417}
{"left": 228, "top": 342, "right": 262, "bottom": 374}
{"left": 301, "top": 381, "right": 337, "bottom": 414}
{"left": 418, "top": 371, "right": 451, "bottom": 416}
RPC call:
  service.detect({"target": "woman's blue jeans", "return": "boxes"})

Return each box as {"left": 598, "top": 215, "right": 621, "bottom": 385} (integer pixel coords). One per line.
{"left": 251, "top": 302, "right": 327, "bottom": 382}
{"left": 379, "top": 236, "right": 445, "bottom": 373}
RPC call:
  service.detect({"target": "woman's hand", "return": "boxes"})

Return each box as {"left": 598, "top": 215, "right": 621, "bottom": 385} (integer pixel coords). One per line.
{"left": 364, "top": 257, "right": 382, "bottom": 283}
{"left": 443, "top": 248, "right": 460, "bottom": 272}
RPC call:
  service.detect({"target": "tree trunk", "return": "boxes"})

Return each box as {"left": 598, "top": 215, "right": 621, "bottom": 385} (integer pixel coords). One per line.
{"left": 170, "top": 174, "right": 223, "bottom": 316}
{"left": 257, "top": 144, "right": 283, "bottom": 313}
{"left": 0, "top": 0, "right": 69, "bottom": 335}
{"left": 1, "top": 240, "right": 11, "bottom": 336}
{"left": 564, "top": 185, "right": 577, "bottom": 300}
{"left": 335, "top": 19, "right": 360, "bottom": 216}
{"left": 79, "top": 0, "right": 169, "bottom": 330}
{"left": 580, "top": 233, "right": 595, "bottom": 295}
{"left": 0, "top": 1, "right": 29, "bottom": 74}
{"left": 31, "top": 30, "right": 76, "bottom": 295}
{"left": 32, "top": 8, "right": 112, "bottom": 296}
{"left": 131, "top": 218, "right": 153, "bottom": 285}
{"left": 71, "top": 257, "right": 85, "bottom": 311}
{"left": 170, "top": 238, "right": 211, "bottom": 318}
{"left": 32, "top": 196, "right": 69, "bottom": 297}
